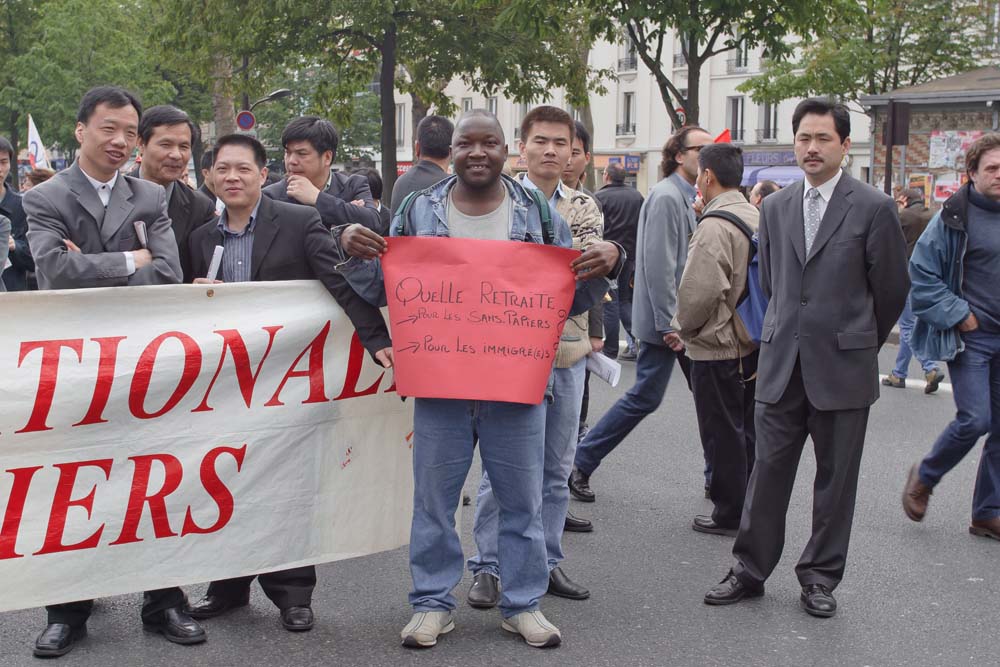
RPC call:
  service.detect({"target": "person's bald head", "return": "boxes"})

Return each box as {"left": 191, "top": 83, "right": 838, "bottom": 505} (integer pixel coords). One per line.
{"left": 452, "top": 109, "right": 508, "bottom": 190}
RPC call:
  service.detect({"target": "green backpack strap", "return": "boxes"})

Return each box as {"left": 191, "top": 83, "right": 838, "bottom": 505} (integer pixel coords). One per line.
{"left": 526, "top": 187, "right": 554, "bottom": 245}
{"left": 393, "top": 191, "right": 421, "bottom": 236}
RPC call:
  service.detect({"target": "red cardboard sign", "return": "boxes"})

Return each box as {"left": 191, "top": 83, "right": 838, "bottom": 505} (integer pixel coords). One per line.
{"left": 381, "top": 237, "right": 579, "bottom": 404}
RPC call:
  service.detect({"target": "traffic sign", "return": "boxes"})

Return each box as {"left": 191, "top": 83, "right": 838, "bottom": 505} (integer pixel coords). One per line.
{"left": 236, "top": 110, "right": 256, "bottom": 131}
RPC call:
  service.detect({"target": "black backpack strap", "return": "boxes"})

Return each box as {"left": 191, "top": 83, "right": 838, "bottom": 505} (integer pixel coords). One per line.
{"left": 393, "top": 191, "right": 420, "bottom": 236}
{"left": 527, "top": 188, "right": 554, "bottom": 245}
{"left": 699, "top": 210, "right": 754, "bottom": 241}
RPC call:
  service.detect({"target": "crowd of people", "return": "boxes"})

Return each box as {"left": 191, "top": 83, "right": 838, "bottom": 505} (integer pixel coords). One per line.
{"left": 1, "top": 84, "right": 999, "bottom": 659}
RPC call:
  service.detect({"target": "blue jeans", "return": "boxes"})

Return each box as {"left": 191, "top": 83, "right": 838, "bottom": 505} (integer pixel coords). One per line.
{"left": 893, "top": 294, "right": 940, "bottom": 378}
{"left": 603, "top": 263, "right": 635, "bottom": 359}
{"left": 575, "top": 342, "right": 677, "bottom": 476}
{"left": 409, "top": 398, "right": 548, "bottom": 618}
{"left": 918, "top": 330, "right": 1000, "bottom": 520}
{"left": 469, "top": 359, "right": 587, "bottom": 577}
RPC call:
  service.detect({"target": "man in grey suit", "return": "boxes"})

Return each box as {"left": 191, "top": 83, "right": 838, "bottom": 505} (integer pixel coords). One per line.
{"left": 0, "top": 213, "right": 10, "bottom": 291}
{"left": 704, "top": 98, "right": 909, "bottom": 618}
{"left": 569, "top": 126, "right": 712, "bottom": 502}
{"left": 23, "top": 86, "right": 204, "bottom": 657}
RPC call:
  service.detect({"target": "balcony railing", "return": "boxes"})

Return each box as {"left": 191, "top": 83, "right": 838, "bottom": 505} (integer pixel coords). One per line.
{"left": 756, "top": 127, "right": 778, "bottom": 143}
{"left": 673, "top": 53, "right": 687, "bottom": 68}
{"left": 618, "top": 55, "right": 638, "bottom": 72}
{"left": 726, "top": 57, "right": 748, "bottom": 74}
{"left": 616, "top": 122, "right": 636, "bottom": 136}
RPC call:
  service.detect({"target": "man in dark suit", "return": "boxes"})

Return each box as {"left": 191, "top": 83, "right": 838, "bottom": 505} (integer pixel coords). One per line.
{"left": 389, "top": 115, "right": 452, "bottom": 211}
{"left": 135, "top": 105, "right": 217, "bottom": 282}
{"left": 183, "top": 133, "right": 393, "bottom": 633}
{"left": 704, "top": 98, "right": 909, "bottom": 618}
{"left": 352, "top": 167, "right": 391, "bottom": 233}
{"left": 24, "top": 86, "right": 205, "bottom": 657}
{"left": 595, "top": 162, "right": 644, "bottom": 360}
{"left": 1, "top": 135, "right": 33, "bottom": 290}
{"left": 263, "top": 116, "right": 380, "bottom": 233}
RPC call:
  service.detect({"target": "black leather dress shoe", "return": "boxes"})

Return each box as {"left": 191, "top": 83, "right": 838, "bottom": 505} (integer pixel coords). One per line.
{"left": 692, "top": 515, "right": 738, "bottom": 537}
{"left": 184, "top": 590, "right": 251, "bottom": 619}
{"left": 564, "top": 511, "right": 593, "bottom": 533}
{"left": 143, "top": 607, "right": 207, "bottom": 645}
{"left": 800, "top": 584, "right": 837, "bottom": 618}
{"left": 33, "top": 623, "right": 86, "bottom": 658}
{"left": 569, "top": 468, "right": 595, "bottom": 502}
{"left": 280, "top": 606, "right": 314, "bottom": 631}
{"left": 704, "top": 570, "right": 764, "bottom": 605}
{"left": 547, "top": 567, "right": 590, "bottom": 600}
{"left": 467, "top": 572, "right": 500, "bottom": 609}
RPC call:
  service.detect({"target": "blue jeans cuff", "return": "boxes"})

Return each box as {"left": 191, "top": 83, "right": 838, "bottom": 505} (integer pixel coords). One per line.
{"left": 500, "top": 604, "right": 539, "bottom": 619}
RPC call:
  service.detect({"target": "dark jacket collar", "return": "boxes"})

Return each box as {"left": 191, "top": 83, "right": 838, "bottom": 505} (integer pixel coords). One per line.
{"left": 941, "top": 184, "right": 970, "bottom": 232}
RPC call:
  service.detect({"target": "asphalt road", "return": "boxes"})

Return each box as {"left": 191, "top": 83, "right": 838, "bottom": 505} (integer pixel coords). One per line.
{"left": 0, "top": 346, "right": 995, "bottom": 667}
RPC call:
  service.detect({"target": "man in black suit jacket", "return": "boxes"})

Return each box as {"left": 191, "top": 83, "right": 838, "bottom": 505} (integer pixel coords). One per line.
{"left": 263, "top": 116, "right": 380, "bottom": 234}
{"left": 1, "top": 135, "right": 33, "bottom": 290}
{"left": 183, "top": 133, "right": 393, "bottom": 633}
{"left": 704, "top": 99, "right": 909, "bottom": 618}
{"left": 135, "top": 105, "right": 217, "bottom": 281}
{"left": 389, "top": 114, "right": 452, "bottom": 211}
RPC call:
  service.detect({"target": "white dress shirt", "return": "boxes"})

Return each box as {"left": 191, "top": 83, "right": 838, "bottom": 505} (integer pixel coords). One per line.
{"left": 802, "top": 168, "right": 843, "bottom": 223}
{"left": 80, "top": 167, "right": 135, "bottom": 274}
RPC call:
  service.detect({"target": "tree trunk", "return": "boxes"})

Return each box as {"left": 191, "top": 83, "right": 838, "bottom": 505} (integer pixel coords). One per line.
{"left": 211, "top": 55, "right": 237, "bottom": 138}
{"left": 686, "top": 33, "right": 702, "bottom": 127}
{"left": 580, "top": 105, "right": 597, "bottom": 191}
{"left": 379, "top": 23, "right": 399, "bottom": 204}
{"left": 192, "top": 140, "right": 205, "bottom": 188}
{"left": 8, "top": 111, "right": 20, "bottom": 163}
{"left": 410, "top": 91, "right": 429, "bottom": 155}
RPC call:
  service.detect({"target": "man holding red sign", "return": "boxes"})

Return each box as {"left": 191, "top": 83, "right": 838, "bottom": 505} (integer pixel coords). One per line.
{"left": 338, "top": 110, "right": 621, "bottom": 649}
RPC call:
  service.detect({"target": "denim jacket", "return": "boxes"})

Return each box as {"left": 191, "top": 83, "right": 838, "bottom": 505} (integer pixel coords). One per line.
{"left": 337, "top": 174, "right": 610, "bottom": 316}
{"left": 909, "top": 185, "right": 971, "bottom": 362}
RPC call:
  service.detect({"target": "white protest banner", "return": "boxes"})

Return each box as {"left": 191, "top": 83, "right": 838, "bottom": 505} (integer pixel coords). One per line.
{"left": 0, "top": 281, "right": 413, "bottom": 612}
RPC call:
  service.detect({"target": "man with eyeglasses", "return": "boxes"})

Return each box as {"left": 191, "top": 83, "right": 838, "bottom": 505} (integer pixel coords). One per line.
{"left": 570, "top": 126, "right": 713, "bottom": 503}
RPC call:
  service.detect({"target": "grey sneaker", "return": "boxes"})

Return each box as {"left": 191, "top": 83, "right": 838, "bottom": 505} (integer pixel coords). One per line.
{"left": 400, "top": 611, "right": 454, "bottom": 648}
{"left": 501, "top": 610, "right": 561, "bottom": 648}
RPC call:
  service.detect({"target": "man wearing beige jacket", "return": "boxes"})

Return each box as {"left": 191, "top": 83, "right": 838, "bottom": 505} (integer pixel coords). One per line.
{"left": 672, "top": 143, "right": 760, "bottom": 537}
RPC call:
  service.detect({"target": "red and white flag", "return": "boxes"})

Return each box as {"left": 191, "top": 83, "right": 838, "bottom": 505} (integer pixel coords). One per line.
{"left": 27, "top": 114, "right": 51, "bottom": 170}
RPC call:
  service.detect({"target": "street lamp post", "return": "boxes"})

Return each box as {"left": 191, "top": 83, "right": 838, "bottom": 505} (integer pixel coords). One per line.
{"left": 249, "top": 89, "right": 294, "bottom": 112}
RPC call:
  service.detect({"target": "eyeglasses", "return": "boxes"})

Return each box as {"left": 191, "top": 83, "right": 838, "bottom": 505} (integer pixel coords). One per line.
{"left": 681, "top": 145, "right": 705, "bottom": 153}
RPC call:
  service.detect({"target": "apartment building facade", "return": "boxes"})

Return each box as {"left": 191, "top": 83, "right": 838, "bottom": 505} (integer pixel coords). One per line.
{"left": 386, "top": 35, "right": 874, "bottom": 196}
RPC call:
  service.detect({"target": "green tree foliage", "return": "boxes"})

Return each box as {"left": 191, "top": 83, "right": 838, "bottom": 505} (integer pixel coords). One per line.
{"left": 740, "top": 0, "right": 991, "bottom": 105}
{"left": 581, "top": 0, "right": 842, "bottom": 128}
{"left": 0, "top": 0, "right": 46, "bottom": 153}
{"left": 9, "top": 0, "right": 175, "bottom": 152}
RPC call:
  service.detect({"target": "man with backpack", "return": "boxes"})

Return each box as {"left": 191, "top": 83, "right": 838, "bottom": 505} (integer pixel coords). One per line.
{"left": 336, "top": 110, "right": 621, "bottom": 649}
{"left": 672, "top": 143, "right": 760, "bottom": 537}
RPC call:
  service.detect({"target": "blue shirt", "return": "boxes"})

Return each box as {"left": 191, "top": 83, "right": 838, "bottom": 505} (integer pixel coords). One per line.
{"left": 520, "top": 173, "right": 569, "bottom": 209}
{"left": 217, "top": 197, "right": 262, "bottom": 283}
{"left": 672, "top": 172, "right": 697, "bottom": 205}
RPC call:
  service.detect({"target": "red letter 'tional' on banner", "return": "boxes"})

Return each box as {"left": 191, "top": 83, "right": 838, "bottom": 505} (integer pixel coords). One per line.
{"left": 34, "top": 459, "right": 113, "bottom": 555}
{"left": 109, "top": 454, "right": 184, "bottom": 545}
{"left": 264, "top": 321, "right": 331, "bottom": 407}
{"left": 192, "top": 327, "right": 282, "bottom": 413}
{"left": 16, "top": 339, "right": 84, "bottom": 434}
{"left": 332, "top": 332, "right": 386, "bottom": 401}
{"left": 74, "top": 336, "right": 127, "bottom": 427}
{"left": 129, "top": 332, "right": 203, "bottom": 419}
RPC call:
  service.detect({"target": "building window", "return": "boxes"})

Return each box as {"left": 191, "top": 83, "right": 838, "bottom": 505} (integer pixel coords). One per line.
{"left": 757, "top": 101, "right": 779, "bottom": 142}
{"left": 462, "top": 97, "right": 473, "bottom": 113}
{"left": 617, "top": 92, "right": 636, "bottom": 136}
{"left": 727, "top": 96, "right": 745, "bottom": 142}
{"left": 395, "top": 103, "right": 406, "bottom": 148}
{"left": 513, "top": 102, "right": 530, "bottom": 138}
{"left": 727, "top": 44, "right": 749, "bottom": 74}
{"left": 487, "top": 96, "right": 498, "bottom": 116}
{"left": 619, "top": 41, "right": 638, "bottom": 71}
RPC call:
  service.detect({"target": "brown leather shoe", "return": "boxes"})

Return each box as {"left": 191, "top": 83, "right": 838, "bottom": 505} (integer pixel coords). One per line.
{"left": 902, "top": 464, "right": 932, "bottom": 522}
{"left": 970, "top": 517, "right": 1000, "bottom": 541}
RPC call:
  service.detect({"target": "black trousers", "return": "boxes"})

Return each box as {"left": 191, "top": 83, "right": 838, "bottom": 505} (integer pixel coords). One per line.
{"left": 46, "top": 587, "right": 185, "bottom": 627}
{"left": 733, "top": 361, "right": 870, "bottom": 591}
{"left": 690, "top": 352, "right": 757, "bottom": 527}
{"left": 207, "top": 566, "right": 316, "bottom": 610}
